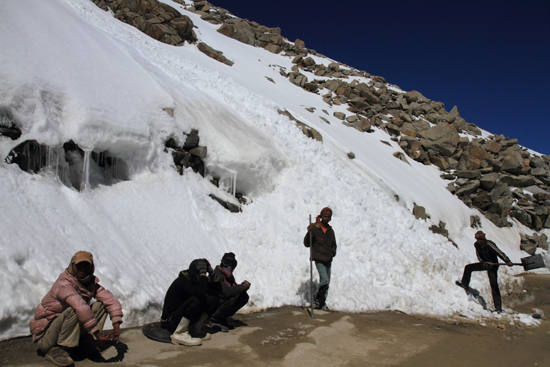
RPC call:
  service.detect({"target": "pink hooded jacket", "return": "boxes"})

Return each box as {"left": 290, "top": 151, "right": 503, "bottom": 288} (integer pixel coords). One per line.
{"left": 29, "top": 270, "right": 123, "bottom": 342}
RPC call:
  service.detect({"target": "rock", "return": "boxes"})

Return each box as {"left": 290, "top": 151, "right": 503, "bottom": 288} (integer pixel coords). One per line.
{"left": 183, "top": 129, "right": 200, "bottom": 150}
{"left": 294, "top": 39, "right": 305, "bottom": 48}
{"left": 347, "top": 152, "right": 355, "bottom": 159}
{"left": 430, "top": 221, "right": 449, "bottom": 238}
{"left": 217, "top": 19, "right": 255, "bottom": 45}
{"left": 333, "top": 112, "right": 346, "bottom": 120}
{"left": 420, "top": 123, "right": 459, "bottom": 157}
{"left": 197, "top": 42, "right": 234, "bottom": 65}
{"left": 458, "top": 145, "right": 492, "bottom": 170}
{"left": 278, "top": 109, "right": 322, "bottom": 142}
{"left": 501, "top": 151, "right": 525, "bottom": 174}
{"left": 413, "top": 204, "right": 427, "bottom": 220}
{"left": 455, "top": 180, "right": 480, "bottom": 197}
{"left": 456, "top": 170, "right": 482, "bottom": 179}
{"left": 209, "top": 194, "right": 241, "bottom": 213}
{"left": 393, "top": 152, "right": 410, "bottom": 165}
{"left": 480, "top": 172, "right": 499, "bottom": 190}
{"left": 404, "top": 90, "right": 431, "bottom": 104}
{"left": 0, "top": 125, "right": 22, "bottom": 140}
{"left": 430, "top": 156, "right": 449, "bottom": 170}
{"left": 189, "top": 146, "right": 207, "bottom": 158}
{"left": 499, "top": 175, "right": 536, "bottom": 188}
{"left": 470, "top": 215, "right": 481, "bottom": 228}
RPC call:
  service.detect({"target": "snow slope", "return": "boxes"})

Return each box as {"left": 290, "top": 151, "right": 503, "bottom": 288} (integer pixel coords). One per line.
{"left": 0, "top": 0, "right": 546, "bottom": 340}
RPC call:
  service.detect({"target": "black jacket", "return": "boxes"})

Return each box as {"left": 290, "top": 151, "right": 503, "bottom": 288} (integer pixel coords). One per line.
{"left": 161, "top": 271, "right": 208, "bottom": 320}
{"left": 304, "top": 223, "right": 337, "bottom": 263}
{"left": 475, "top": 240, "right": 511, "bottom": 264}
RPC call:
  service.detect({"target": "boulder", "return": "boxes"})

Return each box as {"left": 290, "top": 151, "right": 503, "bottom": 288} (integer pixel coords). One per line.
{"left": 499, "top": 175, "right": 537, "bottom": 188}
{"left": 413, "top": 204, "right": 427, "bottom": 220}
{"left": 197, "top": 42, "right": 234, "bottom": 66}
{"left": 501, "top": 151, "right": 525, "bottom": 174}
{"left": 430, "top": 156, "right": 449, "bottom": 170}
{"left": 457, "top": 144, "right": 492, "bottom": 170}
{"left": 483, "top": 140, "right": 502, "bottom": 154}
{"left": 480, "top": 172, "right": 499, "bottom": 190}
{"left": 217, "top": 19, "right": 255, "bottom": 45}
{"left": 455, "top": 180, "right": 480, "bottom": 197}
{"left": 420, "top": 123, "right": 459, "bottom": 157}
{"left": 333, "top": 112, "right": 346, "bottom": 120}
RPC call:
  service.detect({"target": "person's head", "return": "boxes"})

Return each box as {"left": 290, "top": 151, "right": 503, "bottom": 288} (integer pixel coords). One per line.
{"left": 320, "top": 207, "right": 332, "bottom": 225}
{"left": 187, "top": 259, "right": 210, "bottom": 281}
{"left": 69, "top": 251, "right": 94, "bottom": 283}
{"left": 220, "top": 252, "right": 237, "bottom": 270}
{"left": 475, "top": 231, "right": 486, "bottom": 243}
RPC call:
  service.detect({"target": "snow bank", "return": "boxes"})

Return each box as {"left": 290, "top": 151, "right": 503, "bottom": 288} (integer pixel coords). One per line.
{"left": 0, "top": 0, "right": 544, "bottom": 341}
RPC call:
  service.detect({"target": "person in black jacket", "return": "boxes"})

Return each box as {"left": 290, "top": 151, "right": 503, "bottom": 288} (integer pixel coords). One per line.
{"left": 160, "top": 259, "right": 219, "bottom": 346}
{"left": 304, "top": 207, "right": 337, "bottom": 311}
{"left": 456, "top": 231, "right": 513, "bottom": 312}
{"left": 208, "top": 252, "right": 250, "bottom": 331}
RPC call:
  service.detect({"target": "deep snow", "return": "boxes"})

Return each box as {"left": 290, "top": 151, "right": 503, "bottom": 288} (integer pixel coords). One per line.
{"left": 0, "top": 0, "right": 548, "bottom": 340}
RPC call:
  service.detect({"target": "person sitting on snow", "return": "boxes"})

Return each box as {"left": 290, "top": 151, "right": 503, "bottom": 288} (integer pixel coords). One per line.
{"left": 456, "top": 231, "right": 513, "bottom": 313}
{"left": 304, "top": 207, "right": 337, "bottom": 311}
{"left": 160, "top": 259, "right": 219, "bottom": 346}
{"left": 207, "top": 252, "right": 250, "bottom": 331}
{"left": 30, "top": 251, "right": 123, "bottom": 367}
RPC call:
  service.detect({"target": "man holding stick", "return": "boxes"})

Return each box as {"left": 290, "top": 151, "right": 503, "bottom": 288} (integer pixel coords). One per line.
{"left": 304, "top": 207, "right": 337, "bottom": 311}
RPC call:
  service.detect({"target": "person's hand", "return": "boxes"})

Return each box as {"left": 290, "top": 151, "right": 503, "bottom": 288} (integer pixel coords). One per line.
{"left": 242, "top": 280, "right": 251, "bottom": 290}
{"left": 206, "top": 260, "right": 214, "bottom": 276}
{"left": 95, "top": 330, "right": 113, "bottom": 347}
{"left": 482, "top": 262, "right": 492, "bottom": 269}
{"left": 307, "top": 224, "right": 313, "bottom": 232}
{"left": 506, "top": 262, "right": 514, "bottom": 267}
{"left": 106, "top": 323, "right": 121, "bottom": 343}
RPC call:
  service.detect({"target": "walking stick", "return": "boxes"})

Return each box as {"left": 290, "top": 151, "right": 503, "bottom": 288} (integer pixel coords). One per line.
{"left": 309, "top": 214, "right": 314, "bottom": 318}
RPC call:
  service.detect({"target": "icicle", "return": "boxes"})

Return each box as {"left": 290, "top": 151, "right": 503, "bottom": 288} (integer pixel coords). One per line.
{"left": 80, "top": 150, "right": 91, "bottom": 191}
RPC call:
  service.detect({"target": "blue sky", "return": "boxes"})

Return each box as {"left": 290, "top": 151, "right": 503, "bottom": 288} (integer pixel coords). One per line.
{"left": 211, "top": 0, "right": 549, "bottom": 155}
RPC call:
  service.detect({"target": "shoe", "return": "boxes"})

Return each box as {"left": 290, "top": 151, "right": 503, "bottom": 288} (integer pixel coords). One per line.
{"left": 320, "top": 305, "right": 331, "bottom": 312}
{"left": 313, "top": 302, "right": 321, "bottom": 310}
{"left": 455, "top": 280, "right": 468, "bottom": 290}
{"left": 201, "top": 333, "right": 211, "bottom": 341}
{"left": 208, "top": 318, "right": 232, "bottom": 332}
{"left": 45, "top": 347, "right": 74, "bottom": 367}
{"left": 170, "top": 331, "right": 202, "bottom": 346}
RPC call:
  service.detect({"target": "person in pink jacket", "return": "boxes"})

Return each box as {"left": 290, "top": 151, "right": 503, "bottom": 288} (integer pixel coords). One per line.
{"left": 30, "top": 251, "right": 123, "bottom": 367}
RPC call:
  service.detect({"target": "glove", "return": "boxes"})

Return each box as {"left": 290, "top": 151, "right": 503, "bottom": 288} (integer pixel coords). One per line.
{"left": 206, "top": 261, "right": 214, "bottom": 276}
{"left": 242, "top": 280, "right": 251, "bottom": 290}
{"left": 196, "top": 260, "right": 208, "bottom": 275}
{"left": 482, "top": 261, "right": 492, "bottom": 269}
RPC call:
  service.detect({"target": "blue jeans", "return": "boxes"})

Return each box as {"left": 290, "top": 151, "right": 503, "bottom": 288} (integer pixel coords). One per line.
{"left": 314, "top": 261, "right": 332, "bottom": 307}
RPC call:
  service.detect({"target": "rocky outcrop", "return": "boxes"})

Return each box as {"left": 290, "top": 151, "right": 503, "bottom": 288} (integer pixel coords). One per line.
{"left": 197, "top": 42, "right": 234, "bottom": 66}
{"left": 217, "top": 18, "right": 284, "bottom": 54}
{"left": 91, "top": 0, "right": 196, "bottom": 46}
{"left": 166, "top": 129, "right": 206, "bottom": 176}
{"left": 278, "top": 109, "right": 322, "bottom": 142}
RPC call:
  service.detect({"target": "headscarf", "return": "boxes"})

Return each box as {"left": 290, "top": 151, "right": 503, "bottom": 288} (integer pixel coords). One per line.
{"left": 475, "top": 231, "right": 486, "bottom": 240}
{"left": 67, "top": 251, "right": 95, "bottom": 285}
{"left": 315, "top": 207, "right": 333, "bottom": 225}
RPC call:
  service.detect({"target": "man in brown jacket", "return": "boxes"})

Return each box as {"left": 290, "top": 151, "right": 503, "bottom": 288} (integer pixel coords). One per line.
{"left": 304, "top": 207, "right": 337, "bottom": 311}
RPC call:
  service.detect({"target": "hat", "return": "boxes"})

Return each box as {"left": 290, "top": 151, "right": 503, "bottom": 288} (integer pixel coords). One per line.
{"left": 475, "top": 231, "right": 486, "bottom": 240}
{"left": 71, "top": 251, "right": 93, "bottom": 265}
{"left": 320, "top": 207, "right": 332, "bottom": 216}
{"left": 221, "top": 252, "right": 237, "bottom": 269}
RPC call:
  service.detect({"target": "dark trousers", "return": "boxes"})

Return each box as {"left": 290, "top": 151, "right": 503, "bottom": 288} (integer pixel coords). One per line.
{"left": 162, "top": 295, "right": 219, "bottom": 334}
{"left": 461, "top": 263, "right": 502, "bottom": 311}
{"left": 212, "top": 292, "right": 249, "bottom": 321}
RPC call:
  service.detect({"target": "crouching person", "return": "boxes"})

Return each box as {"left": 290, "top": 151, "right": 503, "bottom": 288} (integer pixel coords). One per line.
{"left": 209, "top": 252, "right": 250, "bottom": 331}
{"left": 161, "top": 259, "right": 219, "bottom": 346}
{"left": 30, "top": 251, "right": 123, "bottom": 367}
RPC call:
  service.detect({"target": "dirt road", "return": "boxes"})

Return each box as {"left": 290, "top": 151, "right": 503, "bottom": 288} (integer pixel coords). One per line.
{"left": 2, "top": 274, "right": 549, "bottom": 367}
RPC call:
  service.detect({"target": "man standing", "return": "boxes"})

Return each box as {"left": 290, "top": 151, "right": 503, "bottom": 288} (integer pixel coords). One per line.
{"left": 456, "top": 231, "right": 513, "bottom": 312}
{"left": 30, "top": 251, "right": 123, "bottom": 367}
{"left": 304, "top": 207, "right": 337, "bottom": 311}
